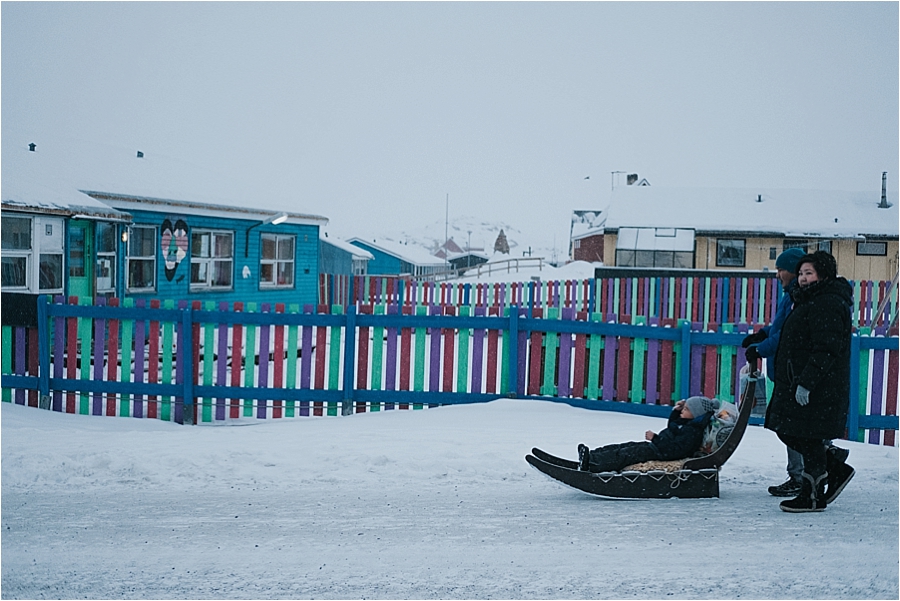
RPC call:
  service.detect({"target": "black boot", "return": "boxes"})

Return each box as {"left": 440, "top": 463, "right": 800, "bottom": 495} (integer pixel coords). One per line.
{"left": 780, "top": 471, "right": 828, "bottom": 513}
{"left": 824, "top": 446, "right": 855, "bottom": 504}
{"left": 578, "top": 444, "right": 591, "bottom": 471}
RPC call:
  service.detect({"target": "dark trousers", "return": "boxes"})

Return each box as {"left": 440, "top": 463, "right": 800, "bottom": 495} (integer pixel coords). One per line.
{"left": 777, "top": 433, "right": 827, "bottom": 478}
{"left": 587, "top": 441, "right": 661, "bottom": 472}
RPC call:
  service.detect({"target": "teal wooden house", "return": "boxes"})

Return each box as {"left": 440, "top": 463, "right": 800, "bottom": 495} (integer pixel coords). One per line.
{"left": 2, "top": 134, "right": 328, "bottom": 309}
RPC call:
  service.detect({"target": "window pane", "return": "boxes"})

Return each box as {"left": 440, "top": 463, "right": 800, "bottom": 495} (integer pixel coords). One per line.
{"left": 96, "top": 256, "right": 115, "bottom": 291}
{"left": 261, "top": 235, "right": 276, "bottom": 259}
{"left": 1, "top": 256, "right": 27, "bottom": 287}
{"left": 96, "top": 223, "right": 117, "bottom": 253}
{"left": 130, "top": 227, "right": 156, "bottom": 257}
{"left": 191, "top": 262, "right": 207, "bottom": 284}
{"left": 277, "top": 237, "right": 294, "bottom": 260}
{"left": 192, "top": 232, "right": 210, "bottom": 258}
{"left": 214, "top": 233, "right": 233, "bottom": 258}
{"left": 674, "top": 252, "right": 694, "bottom": 269}
{"left": 69, "top": 228, "right": 85, "bottom": 277}
{"left": 129, "top": 259, "right": 155, "bottom": 289}
{"left": 717, "top": 239, "right": 745, "bottom": 267}
{"left": 616, "top": 250, "right": 635, "bottom": 267}
{"left": 817, "top": 241, "right": 832, "bottom": 253}
{"left": 260, "top": 262, "right": 274, "bottom": 283}
{"left": 654, "top": 251, "right": 675, "bottom": 268}
{"left": 277, "top": 261, "right": 293, "bottom": 286}
{"left": 212, "top": 260, "right": 232, "bottom": 287}
{"left": 635, "top": 250, "right": 654, "bottom": 267}
{"left": 39, "top": 254, "right": 63, "bottom": 290}
{"left": 857, "top": 241, "right": 887, "bottom": 256}
{"left": 2, "top": 217, "right": 32, "bottom": 250}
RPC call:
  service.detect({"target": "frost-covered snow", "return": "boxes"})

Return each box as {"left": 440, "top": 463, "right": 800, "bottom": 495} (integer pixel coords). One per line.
{"left": 2, "top": 400, "right": 897, "bottom": 600}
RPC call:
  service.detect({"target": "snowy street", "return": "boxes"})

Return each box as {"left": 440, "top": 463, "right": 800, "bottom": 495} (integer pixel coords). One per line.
{"left": 2, "top": 400, "right": 898, "bottom": 600}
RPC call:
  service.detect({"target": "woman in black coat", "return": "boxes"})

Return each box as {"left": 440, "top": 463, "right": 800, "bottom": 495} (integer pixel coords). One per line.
{"left": 765, "top": 251, "right": 855, "bottom": 512}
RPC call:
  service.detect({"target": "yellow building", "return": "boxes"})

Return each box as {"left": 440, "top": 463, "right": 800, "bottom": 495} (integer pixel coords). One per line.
{"left": 601, "top": 186, "right": 898, "bottom": 282}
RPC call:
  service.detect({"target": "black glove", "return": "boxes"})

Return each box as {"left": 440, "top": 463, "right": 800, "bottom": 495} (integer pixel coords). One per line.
{"left": 745, "top": 345, "right": 761, "bottom": 363}
{"left": 741, "top": 330, "right": 767, "bottom": 348}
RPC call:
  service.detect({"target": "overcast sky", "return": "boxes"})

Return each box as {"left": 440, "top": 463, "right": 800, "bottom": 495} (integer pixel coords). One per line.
{"left": 3, "top": 2, "right": 897, "bottom": 252}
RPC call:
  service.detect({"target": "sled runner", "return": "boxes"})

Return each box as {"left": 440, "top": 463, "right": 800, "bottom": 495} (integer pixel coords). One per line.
{"left": 526, "top": 370, "right": 759, "bottom": 499}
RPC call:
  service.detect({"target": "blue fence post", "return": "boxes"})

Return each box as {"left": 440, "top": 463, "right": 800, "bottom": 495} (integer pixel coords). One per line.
{"left": 342, "top": 305, "right": 357, "bottom": 415}
{"left": 181, "top": 304, "right": 194, "bottom": 425}
{"left": 37, "top": 295, "right": 50, "bottom": 409}
{"left": 508, "top": 307, "right": 519, "bottom": 397}
{"left": 847, "top": 333, "right": 861, "bottom": 438}
{"left": 680, "top": 321, "right": 692, "bottom": 400}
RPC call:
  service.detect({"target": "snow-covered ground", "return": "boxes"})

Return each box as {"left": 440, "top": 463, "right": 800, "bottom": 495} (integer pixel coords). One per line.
{"left": 2, "top": 400, "right": 897, "bottom": 600}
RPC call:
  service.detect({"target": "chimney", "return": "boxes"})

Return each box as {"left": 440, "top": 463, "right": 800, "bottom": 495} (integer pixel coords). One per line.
{"left": 879, "top": 172, "right": 890, "bottom": 208}
{"left": 28, "top": 143, "right": 36, "bottom": 152}
{"left": 136, "top": 151, "right": 144, "bottom": 158}
{"left": 627, "top": 173, "right": 638, "bottom": 185}
{"left": 757, "top": 194, "right": 763, "bottom": 202}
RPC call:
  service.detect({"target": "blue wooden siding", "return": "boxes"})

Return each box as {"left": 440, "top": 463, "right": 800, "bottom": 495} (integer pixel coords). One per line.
{"left": 349, "top": 241, "right": 403, "bottom": 275}
{"left": 124, "top": 209, "right": 319, "bottom": 306}
{"left": 319, "top": 240, "right": 353, "bottom": 275}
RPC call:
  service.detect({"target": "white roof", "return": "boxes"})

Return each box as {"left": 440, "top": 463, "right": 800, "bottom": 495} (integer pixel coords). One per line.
{"left": 2, "top": 131, "right": 327, "bottom": 225}
{"left": 605, "top": 186, "right": 898, "bottom": 238}
{"left": 320, "top": 234, "right": 374, "bottom": 260}
{"left": 348, "top": 237, "right": 446, "bottom": 267}
{"left": 570, "top": 209, "right": 606, "bottom": 241}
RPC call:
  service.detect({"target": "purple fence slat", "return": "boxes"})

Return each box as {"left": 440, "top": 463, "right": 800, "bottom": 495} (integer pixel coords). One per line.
{"left": 300, "top": 304, "right": 313, "bottom": 417}
{"left": 216, "top": 302, "right": 229, "bottom": 421}
{"left": 869, "top": 326, "right": 888, "bottom": 444}
{"left": 133, "top": 300, "right": 146, "bottom": 419}
{"left": 602, "top": 330, "right": 616, "bottom": 401}
{"left": 257, "top": 304, "right": 271, "bottom": 419}
{"left": 92, "top": 297, "right": 107, "bottom": 415}
{"left": 385, "top": 305, "right": 398, "bottom": 410}
{"left": 173, "top": 300, "right": 186, "bottom": 424}
{"left": 471, "top": 306, "right": 485, "bottom": 394}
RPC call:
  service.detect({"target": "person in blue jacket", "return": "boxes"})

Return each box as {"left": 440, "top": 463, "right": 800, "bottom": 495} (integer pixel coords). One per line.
{"left": 741, "top": 248, "right": 805, "bottom": 496}
{"left": 577, "top": 396, "right": 721, "bottom": 472}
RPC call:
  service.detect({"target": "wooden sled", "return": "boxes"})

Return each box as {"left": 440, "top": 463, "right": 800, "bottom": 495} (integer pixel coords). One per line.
{"left": 526, "top": 370, "right": 759, "bottom": 499}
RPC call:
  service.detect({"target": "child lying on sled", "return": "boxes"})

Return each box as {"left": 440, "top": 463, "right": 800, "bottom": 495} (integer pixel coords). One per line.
{"left": 577, "top": 396, "right": 722, "bottom": 472}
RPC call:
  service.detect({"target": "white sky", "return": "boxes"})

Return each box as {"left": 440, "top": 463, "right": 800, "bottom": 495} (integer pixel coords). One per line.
{"left": 3, "top": 2, "right": 897, "bottom": 252}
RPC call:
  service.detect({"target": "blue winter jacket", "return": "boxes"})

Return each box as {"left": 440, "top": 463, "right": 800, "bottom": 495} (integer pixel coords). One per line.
{"left": 753, "top": 278, "right": 797, "bottom": 381}
{"left": 649, "top": 409, "right": 714, "bottom": 461}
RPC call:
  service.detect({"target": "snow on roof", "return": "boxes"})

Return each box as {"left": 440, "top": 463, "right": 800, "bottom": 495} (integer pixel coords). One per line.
{"left": 347, "top": 237, "right": 446, "bottom": 267}
{"left": 570, "top": 209, "right": 606, "bottom": 241}
{"left": 605, "top": 186, "right": 898, "bottom": 238}
{"left": 1, "top": 132, "right": 327, "bottom": 225}
{"left": 617, "top": 227, "right": 694, "bottom": 251}
{"left": 320, "top": 234, "right": 374, "bottom": 259}
{"left": 446, "top": 250, "right": 490, "bottom": 261}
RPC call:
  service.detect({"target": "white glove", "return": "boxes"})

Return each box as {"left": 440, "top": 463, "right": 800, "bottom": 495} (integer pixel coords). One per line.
{"left": 795, "top": 385, "right": 811, "bottom": 406}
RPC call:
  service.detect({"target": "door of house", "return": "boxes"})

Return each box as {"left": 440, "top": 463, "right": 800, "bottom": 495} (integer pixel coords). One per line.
{"left": 68, "top": 221, "right": 92, "bottom": 300}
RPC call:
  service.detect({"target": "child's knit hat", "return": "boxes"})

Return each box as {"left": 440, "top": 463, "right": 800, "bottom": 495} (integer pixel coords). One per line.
{"left": 685, "top": 396, "right": 721, "bottom": 417}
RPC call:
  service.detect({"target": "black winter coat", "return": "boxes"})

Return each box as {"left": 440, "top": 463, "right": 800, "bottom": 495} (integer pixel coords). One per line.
{"left": 651, "top": 409, "right": 713, "bottom": 460}
{"left": 765, "top": 277, "right": 852, "bottom": 440}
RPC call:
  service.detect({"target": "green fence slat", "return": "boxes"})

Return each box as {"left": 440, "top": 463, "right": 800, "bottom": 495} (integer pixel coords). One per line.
{"left": 857, "top": 326, "right": 872, "bottom": 441}
{"left": 540, "top": 307, "right": 559, "bottom": 396}
{"left": 285, "top": 304, "right": 300, "bottom": 418}
{"left": 327, "top": 304, "right": 343, "bottom": 416}
{"left": 370, "top": 305, "right": 385, "bottom": 411}
{"left": 630, "top": 315, "right": 647, "bottom": 403}
{"left": 161, "top": 299, "right": 174, "bottom": 421}
{"left": 456, "top": 306, "right": 470, "bottom": 394}
{"left": 201, "top": 301, "right": 215, "bottom": 423}
{"left": 720, "top": 323, "right": 734, "bottom": 403}
{"left": 78, "top": 297, "right": 92, "bottom": 415}
{"left": 586, "top": 312, "right": 603, "bottom": 399}
{"left": 413, "top": 306, "right": 426, "bottom": 409}
{"left": 243, "top": 302, "right": 258, "bottom": 417}
{"left": 119, "top": 299, "right": 134, "bottom": 417}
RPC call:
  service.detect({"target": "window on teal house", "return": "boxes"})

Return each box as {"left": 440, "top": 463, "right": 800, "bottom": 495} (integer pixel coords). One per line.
{"left": 260, "top": 233, "right": 294, "bottom": 288}
{"left": 96, "top": 222, "right": 117, "bottom": 294}
{"left": 190, "top": 230, "right": 234, "bottom": 290}
{"left": 127, "top": 225, "right": 157, "bottom": 292}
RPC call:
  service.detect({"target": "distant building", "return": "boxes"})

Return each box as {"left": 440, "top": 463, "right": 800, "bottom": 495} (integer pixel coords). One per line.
{"left": 319, "top": 234, "right": 373, "bottom": 276}
{"left": 569, "top": 210, "right": 606, "bottom": 263}
{"left": 446, "top": 250, "right": 490, "bottom": 272}
{"left": 347, "top": 238, "right": 447, "bottom": 278}
{"left": 601, "top": 185, "right": 898, "bottom": 280}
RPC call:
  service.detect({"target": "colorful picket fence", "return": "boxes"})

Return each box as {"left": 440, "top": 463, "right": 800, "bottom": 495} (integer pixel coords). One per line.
{"left": 319, "top": 273, "right": 897, "bottom": 330}
{"left": 2, "top": 296, "right": 897, "bottom": 445}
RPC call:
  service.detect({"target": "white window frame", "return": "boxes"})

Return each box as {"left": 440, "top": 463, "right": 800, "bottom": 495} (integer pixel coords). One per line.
{"left": 1, "top": 215, "right": 64, "bottom": 294}
{"left": 260, "top": 233, "right": 295, "bottom": 289}
{"left": 95, "top": 222, "right": 118, "bottom": 294}
{"left": 190, "top": 229, "right": 234, "bottom": 291}
{"left": 127, "top": 225, "right": 157, "bottom": 292}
